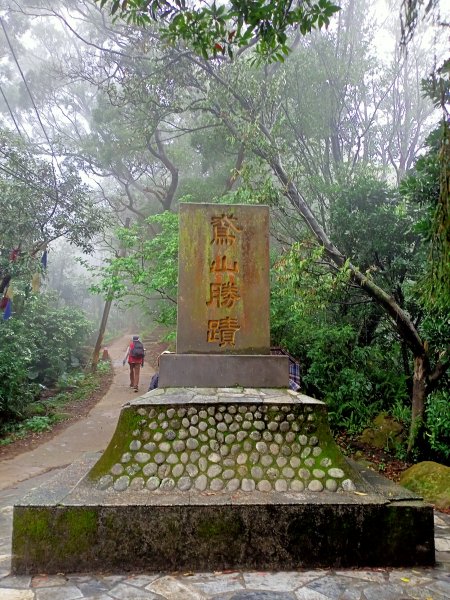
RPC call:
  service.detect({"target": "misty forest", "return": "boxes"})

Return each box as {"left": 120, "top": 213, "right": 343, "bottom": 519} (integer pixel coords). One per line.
{"left": 0, "top": 0, "right": 448, "bottom": 467}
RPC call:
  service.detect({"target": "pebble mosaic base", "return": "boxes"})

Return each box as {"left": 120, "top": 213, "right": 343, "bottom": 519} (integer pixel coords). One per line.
{"left": 96, "top": 402, "right": 357, "bottom": 494}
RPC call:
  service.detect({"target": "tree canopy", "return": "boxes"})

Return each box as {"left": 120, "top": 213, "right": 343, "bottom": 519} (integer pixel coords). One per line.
{"left": 1, "top": 0, "right": 448, "bottom": 458}
{"left": 96, "top": 0, "right": 340, "bottom": 59}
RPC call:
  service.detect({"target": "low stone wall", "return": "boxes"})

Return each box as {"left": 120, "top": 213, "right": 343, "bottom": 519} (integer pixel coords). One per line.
{"left": 88, "top": 388, "right": 362, "bottom": 494}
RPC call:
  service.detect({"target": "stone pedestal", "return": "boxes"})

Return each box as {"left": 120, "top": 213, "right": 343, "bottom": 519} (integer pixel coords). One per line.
{"left": 159, "top": 355, "right": 289, "bottom": 387}
{"left": 11, "top": 389, "right": 435, "bottom": 573}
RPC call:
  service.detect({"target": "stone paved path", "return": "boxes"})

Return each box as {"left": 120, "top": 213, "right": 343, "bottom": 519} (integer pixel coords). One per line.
{"left": 1, "top": 338, "right": 449, "bottom": 599}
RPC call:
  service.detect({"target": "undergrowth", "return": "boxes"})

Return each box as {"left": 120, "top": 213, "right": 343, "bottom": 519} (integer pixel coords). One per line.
{"left": 0, "top": 361, "right": 111, "bottom": 447}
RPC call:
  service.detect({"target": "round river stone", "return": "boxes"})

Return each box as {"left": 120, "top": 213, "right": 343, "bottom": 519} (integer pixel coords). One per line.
{"left": 98, "top": 475, "right": 113, "bottom": 490}
{"left": 154, "top": 452, "right": 165, "bottom": 464}
{"left": 308, "top": 479, "right": 323, "bottom": 492}
{"left": 241, "top": 478, "right": 256, "bottom": 492}
{"left": 172, "top": 464, "right": 184, "bottom": 478}
{"left": 207, "top": 464, "right": 222, "bottom": 478}
{"left": 325, "top": 479, "right": 338, "bottom": 492}
{"left": 178, "top": 476, "right": 192, "bottom": 491}
{"left": 160, "top": 478, "right": 175, "bottom": 491}
{"left": 290, "top": 480, "right": 305, "bottom": 492}
{"left": 135, "top": 452, "right": 150, "bottom": 464}
{"left": 146, "top": 477, "right": 160, "bottom": 491}
{"left": 210, "top": 478, "right": 224, "bottom": 491}
{"left": 328, "top": 467, "right": 345, "bottom": 478}
{"left": 313, "top": 469, "right": 325, "bottom": 479}
{"left": 257, "top": 480, "right": 272, "bottom": 492}
{"left": 173, "top": 440, "right": 185, "bottom": 452}
{"left": 111, "top": 463, "right": 124, "bottom": 476}
{"left": 226, "top": 478, "right": 240, "bottom": 492}
{"left": 186, "top": 464, "right": 199, "bottom": 477}
{"left": 195, "top": 474, "right": 208, "bottom": 491}
{"left": 130, "top": 477, "right": 144, "bottom": 491}
{"left": 114, "top": 476, "right": 130, "bottom": 491}
{"left": 143, "top": 463, "right": 157, "bottom": 477}
{"left": 274, "top": 479, "right": 288, "bottom": 492}
{"left": 186, "top": 438, "right": 199, "bottom": 450}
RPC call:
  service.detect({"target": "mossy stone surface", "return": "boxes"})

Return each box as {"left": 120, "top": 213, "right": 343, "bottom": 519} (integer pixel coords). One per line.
{"left": 12, "top": 501, "right": 435, "bottom": 573}
{"left": 87, "top": 394, "right": 362, "bottom": 493}
{"left": 358, "top": 413, "right": 404, "bottom": 450}
{"left": 400, "top": 461, "right": 450, "bottom": 510}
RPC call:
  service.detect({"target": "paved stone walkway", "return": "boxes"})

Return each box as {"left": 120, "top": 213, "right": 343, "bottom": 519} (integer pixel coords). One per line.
{"left": 1, "top": 338, "right": 449, "bottom": 599}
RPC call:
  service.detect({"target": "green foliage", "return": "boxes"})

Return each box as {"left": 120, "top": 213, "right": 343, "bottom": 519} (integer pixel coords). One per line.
{"left": 271, "top": 268, "right": 409, "bottom": 436}
{"left": 0, "top": 416, "right": 53, "bottom": 446}
{"left": 425, "top": 389, "right": 450, "bottom": 461}
{"left": 97, "top": 0, "right": 340, "bottom": 61}
{"left": 302, "top": 326, "right": 407, "bottom": 434}
{"left": 0, "top": 362, "right": 112, "bottom": 445}
{"left": 330, "top": 173, "right": 419, "bottom": 282}
{"left": 400, "top": 123, "right": 450, "bottom": 313}
{"left": 0, "top": 323, "right": 38, "bottom": 421}
{"left": 0, "top": 293, "right": 93, "bottom": 420}
{"left": 0, "top": 131, "right": 106, "bottom": 280}
{"left": 92, "top": 210, "right": 179, "bottom": 328}
{"left": 270, "top": 222, "right": 410, "bottom": 437}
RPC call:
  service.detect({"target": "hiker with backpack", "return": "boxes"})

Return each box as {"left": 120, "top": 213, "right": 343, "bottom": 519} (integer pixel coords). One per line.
{"left": 123, "top": 335, "right": 145, "bottom": 392}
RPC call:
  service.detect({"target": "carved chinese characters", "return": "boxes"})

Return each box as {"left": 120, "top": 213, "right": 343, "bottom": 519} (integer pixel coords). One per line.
{"left": 207, "top": 214, "right": 242, "bottom": 347}
{"left": 176, "top": 203, "right": 270, "bottom": 355}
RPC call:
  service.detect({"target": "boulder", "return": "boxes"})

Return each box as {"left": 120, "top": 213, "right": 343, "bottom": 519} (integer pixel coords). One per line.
{"left": 400, "top": 461, "right": 450, "bottom": 510}
{"left": 357, "top": 413, "right": 404, "bottom": 450}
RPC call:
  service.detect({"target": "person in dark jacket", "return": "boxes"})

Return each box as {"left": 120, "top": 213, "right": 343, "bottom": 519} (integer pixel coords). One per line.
{"left": 148, "top": 350, "right": 170, "bottom": 391}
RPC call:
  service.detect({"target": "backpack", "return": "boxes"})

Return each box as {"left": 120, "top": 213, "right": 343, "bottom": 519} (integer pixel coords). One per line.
{"left": 130, "top": 340, "right": 145, "bottom": 358}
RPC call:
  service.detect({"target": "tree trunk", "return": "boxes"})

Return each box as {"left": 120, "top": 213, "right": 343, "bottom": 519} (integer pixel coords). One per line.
{"left": 407, "top": 354, "right": 429, "bottom": 454}
{"left": 90, "top": 300, "right": 112, "bottom": 373}
{"left": 91, "top": 217, "right": 130, "bottom": 373}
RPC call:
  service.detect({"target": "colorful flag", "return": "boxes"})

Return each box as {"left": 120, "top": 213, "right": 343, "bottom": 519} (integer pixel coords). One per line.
{"left": 2, "top": 298, "right": 11, "bottom": 320}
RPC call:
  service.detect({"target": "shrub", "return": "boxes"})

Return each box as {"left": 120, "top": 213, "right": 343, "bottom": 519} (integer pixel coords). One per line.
{"left": 425, "top": 389, "right": 450, "bottom": 462}
{"left": 0, "top": 293, "right": 93, "bottom": 420}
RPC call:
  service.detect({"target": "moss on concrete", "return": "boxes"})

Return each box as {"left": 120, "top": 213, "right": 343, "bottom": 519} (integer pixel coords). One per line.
{"left": 400, "top": 461, "right": 450, "bottom": 510}
{"left": 88, "top": 406, "right": 142, "bottom": 480}
{"left": 13, "top": 507, "right": 98, "bottom": 571}
{"left": 198, "top": 514, "right": 244, "bottom": 539}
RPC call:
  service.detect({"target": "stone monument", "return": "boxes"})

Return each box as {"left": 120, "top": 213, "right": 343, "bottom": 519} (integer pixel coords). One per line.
{"left": 11, "top": 203, "right": 435, "bottom": 573}
{"left": 160, "top": 203, "right": 288, "bottom": 387}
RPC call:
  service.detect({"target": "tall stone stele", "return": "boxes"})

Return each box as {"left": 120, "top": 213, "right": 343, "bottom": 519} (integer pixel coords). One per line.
{"left": 159, "top": 203, "right": 289, "bottom": 388}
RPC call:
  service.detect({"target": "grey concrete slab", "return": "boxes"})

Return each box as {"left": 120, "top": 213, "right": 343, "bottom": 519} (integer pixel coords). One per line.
{"left": 159, "top": 355, "right": 289, "bottom": 388}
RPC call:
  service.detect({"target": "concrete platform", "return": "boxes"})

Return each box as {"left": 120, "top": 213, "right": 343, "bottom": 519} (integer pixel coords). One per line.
{"left": 11, "top": 453, "right": 435, "bottom": 574}
{"left": 11, "top": 389, "right": 435, "bottom": 573}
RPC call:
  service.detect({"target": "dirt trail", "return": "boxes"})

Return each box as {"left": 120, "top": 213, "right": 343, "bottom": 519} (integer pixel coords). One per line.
{"left": 0, "top": 335, "right": 156, "bottom": 491}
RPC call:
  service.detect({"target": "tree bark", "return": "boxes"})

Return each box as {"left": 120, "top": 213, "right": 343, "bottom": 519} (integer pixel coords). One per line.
{"left": 90, "top": 299, "right": 112, "bottom": 374}
{"left": 408, "top": 354, "right": 429, "bottom": 453}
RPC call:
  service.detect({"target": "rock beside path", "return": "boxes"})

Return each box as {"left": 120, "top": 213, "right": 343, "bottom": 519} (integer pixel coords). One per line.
{"left": 400, "top": 461, "right": 450, "bottom": 509}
